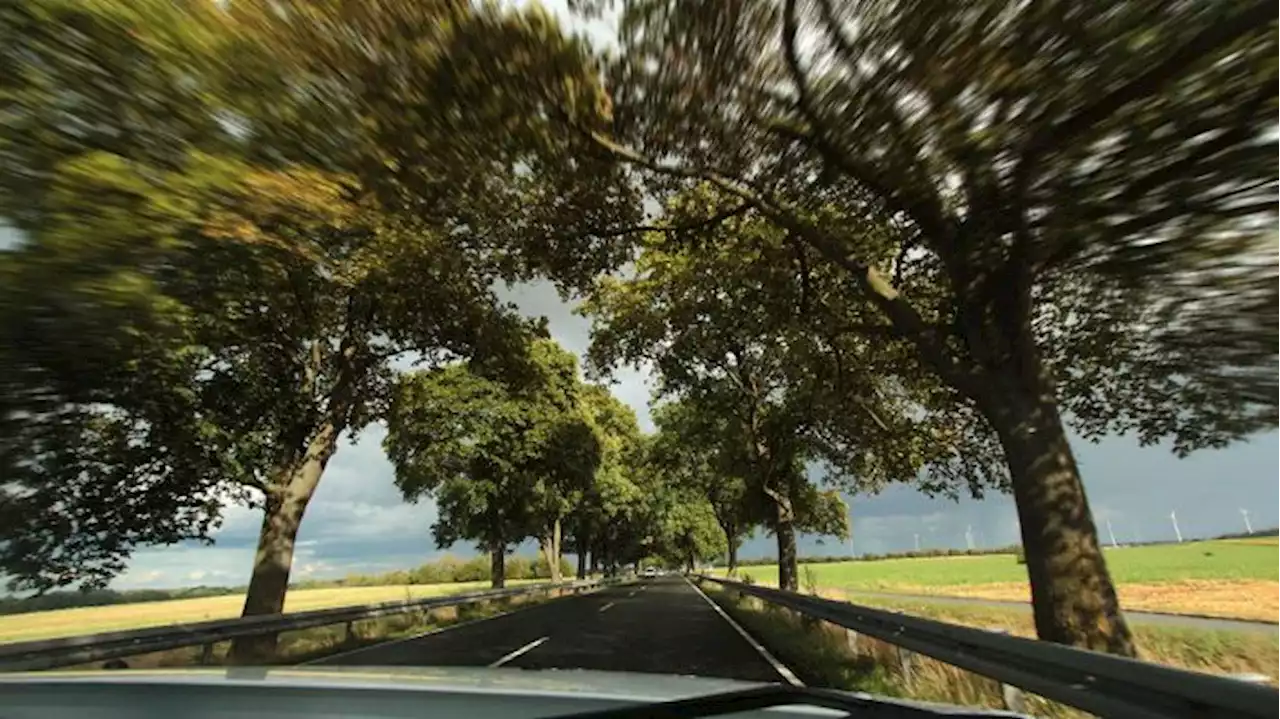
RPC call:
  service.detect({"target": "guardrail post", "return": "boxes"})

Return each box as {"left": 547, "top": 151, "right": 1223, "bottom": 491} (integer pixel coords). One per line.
{"left": 343, "top": 620, "right": 355, "bottom": 645}
{"left": 1001, "top": 681, "right": 1028, "bottom": 713}
{"left": 199, "top": 642, "right": 215, "bottom": 666}
{"left": 990, "top": 629, "right": 1027, "bottom": 713}
{"left": 897, "top": 645, "right": 915, "bottom": 685}
{"left": 845, "top": 628, "right": 860, "bottom": 654}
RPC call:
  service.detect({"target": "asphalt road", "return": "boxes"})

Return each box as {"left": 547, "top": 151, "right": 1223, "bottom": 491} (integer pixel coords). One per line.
{"left": 313, "top": 576, "right": 791, "bottom": 682}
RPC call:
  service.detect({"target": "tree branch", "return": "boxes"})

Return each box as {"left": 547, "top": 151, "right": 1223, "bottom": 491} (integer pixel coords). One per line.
{"left": 583, "top": 129, "right": 978, "bottom": 393}
{"left": 1040, "top": 1, "right": 1274, "bottom": 156}
{"left": 1112, "top": 79, "right": 1276, "bottom": 209}
{"left": 1014, "top": 0, "right": 1275, "bottom": 211}
{"left": 576, "top": 203, "right": 751, "bottom": 240}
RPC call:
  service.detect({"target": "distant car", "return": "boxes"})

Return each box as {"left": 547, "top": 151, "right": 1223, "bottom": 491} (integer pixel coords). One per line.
{"left": 641, "top": 567, "right": 658, "bottom": 578}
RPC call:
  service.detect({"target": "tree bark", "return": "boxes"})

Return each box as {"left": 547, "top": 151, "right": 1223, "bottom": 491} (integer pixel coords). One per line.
{"left": 978, "top": 369, "right": 1136, "bottom": 656}
{"left": 491, "top": 545, "right": 506, "bottom": 589}
{"left": 553, "top": 517, "right": 562, "bottom": 580}
{"left": 718, "top": 519, "right": 739, "bottom": 575}
{"left": 576, "top": 526, "right": 590, "bottom": 579}
{"left": 541, "top": 518, "right": 563, "bottom": 583}
{"left": 228, "top": 426, "right": 336, "bottom": 664}
{"left": 772, "top": 492, "right": 799, "bottom": 592}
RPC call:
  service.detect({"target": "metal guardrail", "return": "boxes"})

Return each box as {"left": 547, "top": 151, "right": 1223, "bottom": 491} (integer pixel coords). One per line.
{"left": 696, "top": 575, "right": 1276, "bottom": 719}
{"left": 0, "top": 578, "right": 615, "bottom": 672}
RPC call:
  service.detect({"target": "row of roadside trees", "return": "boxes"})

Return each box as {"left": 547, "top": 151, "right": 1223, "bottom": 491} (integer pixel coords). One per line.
{"left": 0, "top": 0, "right": 1274, "bottom": 664}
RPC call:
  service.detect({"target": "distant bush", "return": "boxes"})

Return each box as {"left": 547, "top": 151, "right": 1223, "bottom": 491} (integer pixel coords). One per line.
{"left": 2, "top": 552, "right": 581, "bottom": 615}
{"left": 732, "top": 544, "right": 1021, "bottom": 568}
{"left": 0, "top": 586, "right": 241, "bottom": 616}
{"left": 1015, "top": 546, "right": 1026, "bottom": 565}
{"left": 329, "top": 552, "right": 564, "bottom": 589}
{"left": 505, "top": 556, "right": 534, "bottom": 580}
{"left": 532, "top": 555, "right": 575, "bottom": 579}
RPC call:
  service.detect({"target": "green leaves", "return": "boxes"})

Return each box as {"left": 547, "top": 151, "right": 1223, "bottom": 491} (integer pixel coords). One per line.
{"left": 596, "top": 0, "right": 1277, "bottom": 454}
{"left": 0, "top": 0, "right": 639, "bottom": 592}
{"left": 384, "top": 339, "right": 608, "bottom": 552}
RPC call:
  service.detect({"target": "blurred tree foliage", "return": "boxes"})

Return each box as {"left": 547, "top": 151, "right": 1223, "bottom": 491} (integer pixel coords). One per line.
{"left": 0, "top": 0, "right": 637, "bottom": 664}
{"left": 0, "top": 0, "right": 1273, "bottom": 665}
{"left": 576, "top": 0, "right": 1277, "bottom": 655}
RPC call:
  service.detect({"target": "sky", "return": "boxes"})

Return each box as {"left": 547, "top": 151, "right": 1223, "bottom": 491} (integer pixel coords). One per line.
{"left": 110, "top": 279, "right": 1280, "bottom": 589}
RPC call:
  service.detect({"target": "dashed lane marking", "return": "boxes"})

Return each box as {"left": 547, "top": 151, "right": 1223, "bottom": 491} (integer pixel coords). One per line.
{"left": 488, "top": 636, "right": 550, "bottom": 667}
{"left": 598, "top": 602, "right": 616, "bottom": 613}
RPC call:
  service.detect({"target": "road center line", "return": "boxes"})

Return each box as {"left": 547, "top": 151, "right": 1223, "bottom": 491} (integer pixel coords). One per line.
{"left": 598, "top": 601, "right": 616, "bottom": 613}
{"left": 488, "top": 636, "right": 550, "bottom": 668}
{"left": 682, "top": 575, "right": 804, "bottom": 687}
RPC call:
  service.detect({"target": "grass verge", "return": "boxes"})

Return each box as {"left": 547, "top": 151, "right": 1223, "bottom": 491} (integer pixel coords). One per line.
{"left": 700, "top": 581, "right": 1276, "bottom": 719}
{"left": 0, "top": 580, "right": 542, "bottom": 644}
{"left": 69, "top": 588, "right": 567, "bottom": 670}
{"left": 712, "top": 541, "right": 1278, "bottom": 622}
{"left": 850, "top": 593, "right": 1279, "bottom": 683}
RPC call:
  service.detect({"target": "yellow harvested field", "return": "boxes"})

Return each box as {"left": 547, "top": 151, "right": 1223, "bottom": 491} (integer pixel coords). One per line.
{"left": 880, "top": 580, "right": 1279, "bottom": 623}
{"left": 0, "top": 581, "right": 537, "bottom": 644}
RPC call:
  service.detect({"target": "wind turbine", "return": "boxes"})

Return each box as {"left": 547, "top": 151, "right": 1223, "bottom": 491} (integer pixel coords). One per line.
{"left": 1105, "top": 518, "right": 1119, "bottom": 549}
{"left": 1240, "top": 508, "right": 1253, "bottom": 535}
{"left": 1170, "top": 511, "right": 1183, "bottom": 543}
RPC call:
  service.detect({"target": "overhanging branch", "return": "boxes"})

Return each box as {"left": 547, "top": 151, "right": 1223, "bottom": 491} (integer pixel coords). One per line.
{"left": 582, "top": 128, "right": 977, "bottom": 392}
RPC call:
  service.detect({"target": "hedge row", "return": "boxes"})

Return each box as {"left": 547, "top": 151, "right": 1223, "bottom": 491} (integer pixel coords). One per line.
{"left": 731, "top": 544, "right": 1021, "bottom": 567}
{"left": 293, "top": 554, "right": 575, "bottom": 589}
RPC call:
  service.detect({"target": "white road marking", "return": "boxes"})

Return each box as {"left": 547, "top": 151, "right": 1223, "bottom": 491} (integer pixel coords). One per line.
{"left": 598, "top": 602, "right": 616, "bottom": 613}
{"left": 683, "top": 575, "right": 804, "bottom": 687}
{"left": 488, "top": 636, "right": 550, "bottom": 667}
{"left": 628, "top": 590, "right": 637, "bottom": 597}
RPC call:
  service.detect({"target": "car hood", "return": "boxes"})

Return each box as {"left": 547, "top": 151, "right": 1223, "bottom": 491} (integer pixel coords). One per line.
{"left": 1, "top": 665, "right": 1022, "bottom": 716}
{"left": 14, "top": 664, "right": 762, "bottom": 698}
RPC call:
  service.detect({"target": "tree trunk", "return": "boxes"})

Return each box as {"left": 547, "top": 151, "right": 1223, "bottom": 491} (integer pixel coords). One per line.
{"left": 718, "top": 519, "right": 739, "bottom": 575}
{"left": 541, "top": 519, "right": 562, "bottom": 583}
{"left": 491, "top": 545, "right": 506, "bottom": 589}
{"left": 553, "top": 517, "right": 562, "bottom": 581}
{"left": 773, "top": 493, "right": 799, "bottom": 592}
{"left": 228, "top": 430, "right": 335, "bottom": 664}
{"left": 576, "top": 528, "right": 590, "bottom": 579}
{"left": 979, "top": 370, "right": 1136, "bottom": 656}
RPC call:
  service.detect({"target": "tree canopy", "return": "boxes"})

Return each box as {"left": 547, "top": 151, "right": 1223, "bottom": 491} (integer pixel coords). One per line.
{"left": 1, "top": 0, "right": 1274, "bottom": 662}
{"left": 385, "top": 339, "right": 604, "bottom": 586}
{"left": 575, "top": 0, "right": 1277, "bottom": 654}
{"left": 0, "top": 0, "right": 637, "bottom": 662}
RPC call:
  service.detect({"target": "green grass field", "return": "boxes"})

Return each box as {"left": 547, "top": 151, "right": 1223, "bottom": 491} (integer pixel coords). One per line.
{"left": 0, "top": 580, "right": 540, "bottom": 644}
{"left": 724, "top": 539, "right": 1279, "bottom": 589}
{"left": 704, "top": 583, "right": 1278, "bottom": 718}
